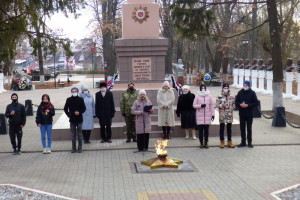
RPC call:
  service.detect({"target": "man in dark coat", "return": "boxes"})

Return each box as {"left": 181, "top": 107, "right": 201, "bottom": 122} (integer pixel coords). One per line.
{"left": 235, "top": 80, "right": 259, "bottom": 148}
{"left": 95, "top": 82, "right": 115, "bottom": 143}
{"left": 5, "top": 93, "right": 26, "bottom": 155}
{"left": 64, "top": 87, "right": 86, "bottom": 153}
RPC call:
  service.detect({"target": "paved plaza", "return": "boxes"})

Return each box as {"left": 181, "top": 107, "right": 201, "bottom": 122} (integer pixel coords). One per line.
{"left": 0, "top": 75, "right": 299, "bottom": 200}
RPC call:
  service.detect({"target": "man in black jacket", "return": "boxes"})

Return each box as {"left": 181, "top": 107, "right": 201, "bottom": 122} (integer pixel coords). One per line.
{"left": 5, "top": 93, "right": 26, "bottom": 155}
{"left": 95, "top": 82, "right": 115, "bottom": 143}
{"left": 64, "top": 87, "right": 86, "bottom": 153}
{"left": 235, "top": 80, "right": 259, "bottom": 148}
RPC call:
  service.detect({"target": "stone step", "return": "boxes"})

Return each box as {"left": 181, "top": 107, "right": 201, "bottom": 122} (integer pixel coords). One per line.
{"left": 53, "top": 111, "right": 240, "bottom": 141}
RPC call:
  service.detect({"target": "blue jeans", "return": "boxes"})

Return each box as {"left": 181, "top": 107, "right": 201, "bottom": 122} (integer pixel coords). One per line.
{"left": 40, "top": 124, "right": 52, "bottom": 148}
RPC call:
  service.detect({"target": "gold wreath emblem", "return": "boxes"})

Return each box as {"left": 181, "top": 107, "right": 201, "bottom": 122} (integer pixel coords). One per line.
{"left": 132, "top": 6, "right": 149, "bottom": 24}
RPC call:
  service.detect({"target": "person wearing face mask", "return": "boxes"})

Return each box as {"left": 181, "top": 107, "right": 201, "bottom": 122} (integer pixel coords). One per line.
{"left": 176, "top": 85, "right": 196, "bottom": 140}
{"left": 64, "top": 87, "right": 86, "bottom": 153}
{"left": 5, "top": 93, "right": 26, "bottom": 155}
{"left": 216, "top": 83, "right": 235, "bottom": 148}
{"left": 79, "top": 85, "right": 95, "bottom": 144}
{"left": 36, "top": 94, "right": 55, "bottom": 154}
{"left": 131, "top": 90, "right": 153, "bottom": 151}
{"left": 120, "top": 83, "right": 139, "bottom": 143}
{"left": 235, "top": 80, "right": 259, "bottom": 148}
{"left": 193, "top": 84, "right": 215, "bottom": 148}
{"left": 95, "top": 82, "right": 116, "bottom": 143}
{"left": 157, "top": 81, "right": 175, "bottom": 139}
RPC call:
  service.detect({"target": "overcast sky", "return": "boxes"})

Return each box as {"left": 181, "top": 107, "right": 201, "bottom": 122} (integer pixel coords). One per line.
{"left": 46, "top": 7, "right": 94, "bottom": 41}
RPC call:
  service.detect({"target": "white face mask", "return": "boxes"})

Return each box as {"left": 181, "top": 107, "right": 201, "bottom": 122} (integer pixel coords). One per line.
{"left": 243, "top": 87, "right": 249, "bottom": 90}
{"left": 83, "top": 91, "right": 89, "bottom": 94}
{"left": 201, "top": 89, "right": 206, "bottom": 92}
{"left": 223, "top": 89, "right": 229, "bottom": 93}
{"left": 72, "top": 92, "right": 78, "bottom": 97}
{"left": 100, "top": 88, "right": 107, "bottom": 92}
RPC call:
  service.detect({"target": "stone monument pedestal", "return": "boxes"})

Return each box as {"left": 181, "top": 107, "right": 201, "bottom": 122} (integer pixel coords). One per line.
{"left": 238, "top": 69, "right": 244, "bottom": 88}
{"left": 244, "top": 69, "right": 250, "bottom": 82}
{"left": 292, "top": 74, "right": 300, "bottom": 101}
{"left": 232, "top": 68, "right": 238, "bottom": 87}
{"left": 284, "top": 72, "right": 295, "bottom": 98}
{"left": 251, "top": 70, "right": 258, "bottom": 91}
{"left": 115, "top": 38, "right": 168, "bottom": 83}
{"left": 264, "top": 71, "right": 273, "bottom": 95}
{"left": 0, "top": 73, "right": 6, "bottom": 93}
{"left": 258, "top": 70, "right": 265, "bottom": 93}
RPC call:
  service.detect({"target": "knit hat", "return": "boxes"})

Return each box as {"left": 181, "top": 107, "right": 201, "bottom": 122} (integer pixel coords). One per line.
{"left": 71, "top": 87, "right": 79, "bottom": 92}
{"left": 244, "top": 80, "right": 251, "bottom": 87}
{"left": 139, "top": 89, "right": 146, "bottom": 95}
{"left": 81, "top": 85, "right": 88, "bottom": 91}
{"left": 163, "top": 81, "right": 170, "bottom": 87}
{"left": 100, "top": 82, "right": 107, "bottom": 88}
{"left": 182, "top": 85, "right": 190, "bottom": 91}
{"left": 200, "top": 84, "right": 207, "bottom": 90}
{"left": 11, "top": 93, "right": 18, "bottom": 99}
{"left": 222, "top": 83, "right": 229, "bottom": 88}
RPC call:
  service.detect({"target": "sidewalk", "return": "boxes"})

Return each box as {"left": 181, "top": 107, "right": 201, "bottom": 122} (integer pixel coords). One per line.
{"left": 0, "top": 75, "right": 299, "bottom": 200}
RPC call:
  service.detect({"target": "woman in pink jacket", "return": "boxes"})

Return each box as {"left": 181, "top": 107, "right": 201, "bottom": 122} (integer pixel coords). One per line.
{"left": 193, "top": 84, "right": 215, "bottom": 148}
{"left": 131, "top": 90, "right": 153, "bottom": 151}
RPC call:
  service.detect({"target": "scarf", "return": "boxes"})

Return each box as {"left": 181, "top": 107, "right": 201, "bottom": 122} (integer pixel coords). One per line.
{"left": 41, "top": 102, "right": 53, "bottom": 112}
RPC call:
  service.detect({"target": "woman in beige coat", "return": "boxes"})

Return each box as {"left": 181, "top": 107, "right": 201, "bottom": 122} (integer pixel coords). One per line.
{"left": 157, "top": 81, "right": 175, "bottom": 139}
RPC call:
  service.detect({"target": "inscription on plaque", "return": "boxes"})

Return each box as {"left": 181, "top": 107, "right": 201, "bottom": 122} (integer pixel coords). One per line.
{"left": 132, "top": 57, "right": 152, "bottom": 80}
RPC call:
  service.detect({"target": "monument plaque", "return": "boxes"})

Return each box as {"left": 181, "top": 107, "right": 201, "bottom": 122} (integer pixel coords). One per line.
{"left": 132, "top": 57, "right": 152, "bottom": 80}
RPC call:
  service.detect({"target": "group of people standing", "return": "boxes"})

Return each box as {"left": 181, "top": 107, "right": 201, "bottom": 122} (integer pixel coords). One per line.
{"left": 4, "top": 79, "right": 258, "bottom": 155}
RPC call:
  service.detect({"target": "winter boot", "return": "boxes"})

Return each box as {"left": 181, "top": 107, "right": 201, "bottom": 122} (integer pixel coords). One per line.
{"left": 86, "top": 132, "right": 91, "bottom": 143}
{"left": 237, "top": 141, "right": 246, "bottom": 148}
{"left": 126, "top": 137, "right": 131, "bottom": 143}
{"left": 227, "top": 141, "right": 235, "bottom": 148}
{"left": 204, "top": 142, "right": 209, "bottom": 149}
{"left": 200, "top": 142, "right": 204, "bottom": 148}
{"left": 162, "top": 133, "right": 167, "bottom": 139}
{"left": 132, "top": 136, "right": 137, "bottom": 142}
{"left": 167, "top": 133, "right": 171, "bottom": 139}
{"left": 185, "top": 129, "right": 189, "bottom": 139}
{"left": 192, "top": 129, "right": 196, "bottom": 140}
{"left": 220, "top": 140, "right": 225, "bottom": 148}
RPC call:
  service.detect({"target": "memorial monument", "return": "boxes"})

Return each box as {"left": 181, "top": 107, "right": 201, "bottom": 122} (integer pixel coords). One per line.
{"left": 251, "top": 59, "right": 258, "bottom": 91}
{"left": 284, "top": 58, "right": 295, "bottom": 98}
{"left": 237, "top": 58, "right": 244, "bottom": 88}
{"left": 244, "top": 59, "right": 251, "bottom": 82}
{"left": 293, "top": 59, "right": 300, "bottom": 101}
{"left": 0, "top": 62, "right": 6, "bottom": 93}
{"left": 115, "top": 0, "right": 169, "bottom": 83}
{"left": 232, "top": 58, "right": 239, "bottom": 87}
{"left": 257, "top": 59, "right": 265, "bottom": 93}
{"left": 264, "top": 58, "right": 273, "bottom": 95}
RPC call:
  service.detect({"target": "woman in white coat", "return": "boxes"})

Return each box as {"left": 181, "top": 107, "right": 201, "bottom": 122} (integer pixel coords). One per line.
{"left": 157, "top": 81, "right": 175, "bottom": 139}
{"left": 79, "top": 85, "right": 95, "bottom": 144}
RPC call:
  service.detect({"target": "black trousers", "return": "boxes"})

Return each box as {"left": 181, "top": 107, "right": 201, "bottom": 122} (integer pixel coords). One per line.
{"left": 100, "top": 126, "right": 111, "bottom": 140}
{"left": 9, "top": 125, "right": 23, "bottom": 150}
{"left": 137, "top": 133, "right": 149, "bottom": 151}
{"left": 82, "top": 130, "right": 91, "bottom": 141}
{"left": 162, "top": 126, "right": 170, "bottom": 134}
{"left": 198, "top": 125, "right": 209, "bottom": 144}
{"left": 239, "top": 116, "right": 253, "bottom": 144}
{"left": 220, "top": 123, "right": 232, "bottom": 141}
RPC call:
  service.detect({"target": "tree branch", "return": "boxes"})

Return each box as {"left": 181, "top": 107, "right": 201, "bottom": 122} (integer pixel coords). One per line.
{"left": 212, "top": 19, "right": 268, "bottom": 39}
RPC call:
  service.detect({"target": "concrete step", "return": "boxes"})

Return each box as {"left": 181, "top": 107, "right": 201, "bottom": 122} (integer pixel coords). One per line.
{"left": 53, "top": 111, "right": 240, "bottom": 141}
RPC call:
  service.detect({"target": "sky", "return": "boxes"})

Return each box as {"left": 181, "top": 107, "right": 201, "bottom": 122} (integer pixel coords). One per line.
{"left": 46, "top": 7, "right": 94, "bottom": 41}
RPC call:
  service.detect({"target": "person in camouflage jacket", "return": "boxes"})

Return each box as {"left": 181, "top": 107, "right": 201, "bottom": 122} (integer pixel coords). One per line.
{"left": 216, "top": 83, "right": 235, "bottom": 148}
{"left": 120, "top": 83, "right": 139, "bottom": 143}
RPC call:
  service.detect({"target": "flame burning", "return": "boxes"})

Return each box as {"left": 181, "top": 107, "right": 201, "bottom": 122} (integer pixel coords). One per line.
{"left": 155, "top": 140, "right": 168, "bottom": 156}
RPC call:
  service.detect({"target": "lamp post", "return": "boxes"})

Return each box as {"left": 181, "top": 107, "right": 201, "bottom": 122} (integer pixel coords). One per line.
{"left": 242, "top": 38, "right": 249, "bottom": 60}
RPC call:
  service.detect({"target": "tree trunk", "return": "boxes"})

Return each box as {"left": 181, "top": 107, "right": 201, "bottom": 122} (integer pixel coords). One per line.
{"left": 36, "top": 28, "right": 45, "bottom": 86}
{"left": 267, "top": 0, "right": 284, "bottom": 110}
{"left": 222, "top": 57, "right": 229, "bottom": 82}
{"left": 252, "top": 0, "right": 258, "bottom": 59}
